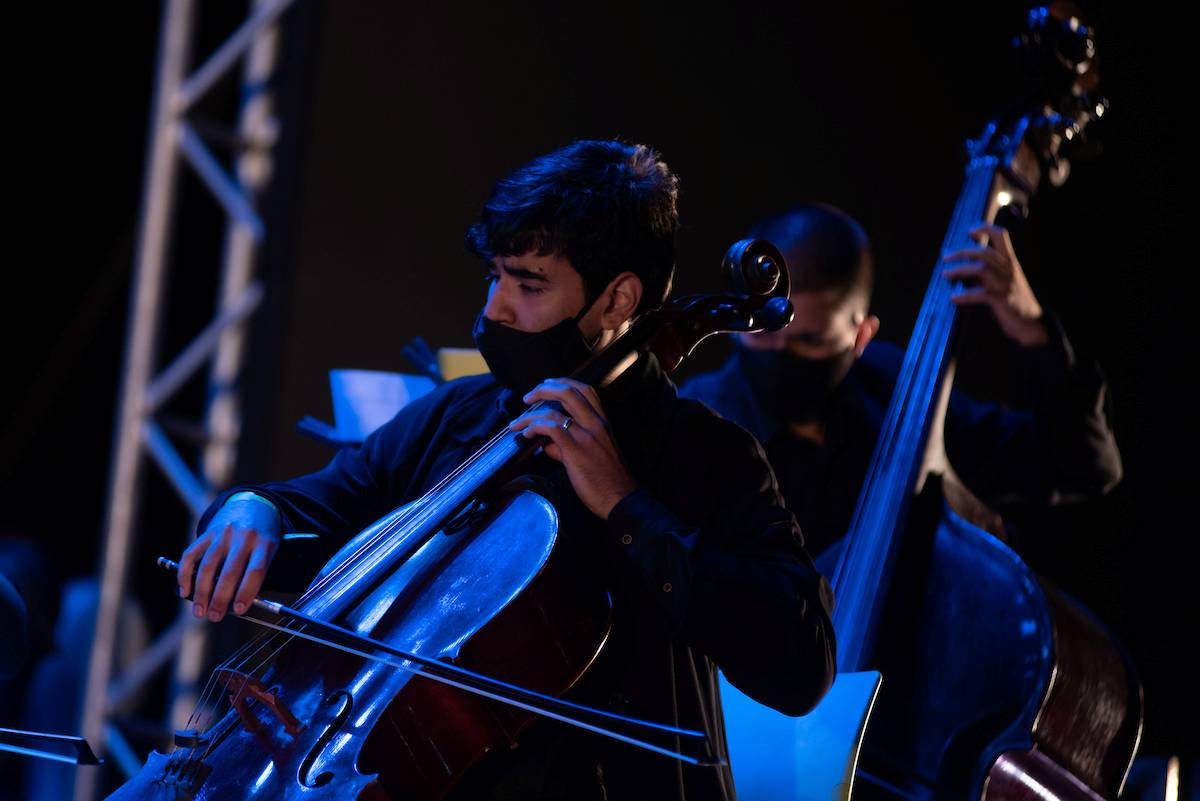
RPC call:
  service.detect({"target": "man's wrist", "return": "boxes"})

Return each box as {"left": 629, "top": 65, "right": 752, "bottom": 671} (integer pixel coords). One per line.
{"left": 226, "top": 490, "right": 278, "bottom": 514}
{"left": 598, "top": 483, "right": 639, "bottom": 520}
{"left": 1013, "top": 315, "right": 1050, "bottom": 348}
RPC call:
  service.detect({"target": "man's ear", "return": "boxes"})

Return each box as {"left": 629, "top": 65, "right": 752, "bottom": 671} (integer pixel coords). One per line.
{"left": 854, "top": 315, "right": 880, "bottom": 356}
{"left": 598, "top": 272, "right": 643, "bottom": 329}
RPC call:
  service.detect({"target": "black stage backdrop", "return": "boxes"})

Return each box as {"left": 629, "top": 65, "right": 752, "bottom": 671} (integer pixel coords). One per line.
{"left": 3, "top": 0, "right": 1186, "bottom": 763}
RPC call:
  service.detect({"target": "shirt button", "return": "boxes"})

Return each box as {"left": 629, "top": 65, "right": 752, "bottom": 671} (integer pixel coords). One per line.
{"left": 662, "top": 582, "right": 672, "bottom": 593}
{"left": 621, "top": 534, "right": 633, "bottom": 545}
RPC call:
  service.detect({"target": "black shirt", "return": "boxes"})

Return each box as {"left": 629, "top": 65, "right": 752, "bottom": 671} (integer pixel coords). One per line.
{"left": 201, "top": 354, "right": 836, "bottom": 801}
{"left": 679, "top": 320, "right": 1123, "bottom": 558}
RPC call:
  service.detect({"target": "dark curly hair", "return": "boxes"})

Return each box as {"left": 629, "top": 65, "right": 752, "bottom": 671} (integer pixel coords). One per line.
{"left": 466, "top": 140, "right": 679, "bottom": 312}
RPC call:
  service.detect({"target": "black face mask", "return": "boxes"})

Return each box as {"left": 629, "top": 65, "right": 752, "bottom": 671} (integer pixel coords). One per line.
{"left": 472, "top": 303, "right": 598, "bottom": 397}
{"left": 738, "top": 343, "right": 856, "bottom": 423}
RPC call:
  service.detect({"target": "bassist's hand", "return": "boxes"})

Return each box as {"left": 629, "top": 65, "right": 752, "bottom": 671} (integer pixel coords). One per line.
{"left": 943, "top": 223, "right": 1049, "bottom": 348}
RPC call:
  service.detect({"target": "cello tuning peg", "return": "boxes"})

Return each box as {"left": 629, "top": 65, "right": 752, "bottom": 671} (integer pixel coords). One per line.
{"left": 753, "top": 296, "right": 794, "bottom": 333}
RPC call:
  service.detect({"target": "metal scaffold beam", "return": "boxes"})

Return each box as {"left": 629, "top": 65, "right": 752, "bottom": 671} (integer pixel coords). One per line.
{"left": 74, "top": 1, "right": 299, "bottom": 798}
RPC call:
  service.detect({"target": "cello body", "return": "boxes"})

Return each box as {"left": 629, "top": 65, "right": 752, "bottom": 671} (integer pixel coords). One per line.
{"left": 106, "top": 489, "right": 612, "bottom": 801}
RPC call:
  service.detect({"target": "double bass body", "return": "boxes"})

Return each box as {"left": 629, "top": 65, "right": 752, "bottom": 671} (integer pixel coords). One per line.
{"left": 851, "top": 476, "right": 1142, "bottom": 800}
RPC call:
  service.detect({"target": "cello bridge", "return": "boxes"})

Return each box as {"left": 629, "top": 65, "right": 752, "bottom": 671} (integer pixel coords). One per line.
{"left": 214, "top": 669, "right": 304, "bottom": 737}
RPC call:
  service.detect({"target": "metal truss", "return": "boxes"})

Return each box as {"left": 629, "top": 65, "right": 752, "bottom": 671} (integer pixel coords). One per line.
{"left": 74, "top": 1, "right": 299, "bottom": 797}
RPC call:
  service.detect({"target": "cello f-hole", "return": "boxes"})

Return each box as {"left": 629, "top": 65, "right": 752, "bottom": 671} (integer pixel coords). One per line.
{"left": 299, "top": 690, "right": 354, "bottom": 788}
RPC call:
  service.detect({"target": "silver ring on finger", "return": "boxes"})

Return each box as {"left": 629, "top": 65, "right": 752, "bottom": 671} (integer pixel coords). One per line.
{"left": 561, "top": 416, "right": 574, "bottom": 432}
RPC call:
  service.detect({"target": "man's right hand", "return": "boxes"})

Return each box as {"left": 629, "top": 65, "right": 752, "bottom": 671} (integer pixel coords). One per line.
{"left": 178, "top": 495, "right": 281, "bottom": 622}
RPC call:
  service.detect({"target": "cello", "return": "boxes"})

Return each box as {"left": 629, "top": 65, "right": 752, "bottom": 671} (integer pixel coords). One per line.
{"left": 103, "top": 238, "right": 797, "bottom": 800}
{"left": 719, "top": 4, "right": 1142, "bottom": 800}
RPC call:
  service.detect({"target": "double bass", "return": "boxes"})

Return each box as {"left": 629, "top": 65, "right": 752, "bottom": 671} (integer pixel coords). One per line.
{"left": 719, "top": 5, "right": 1142, "bottom": 800}
{"left": 103, "top": 239, "right": 796, "bottom": 800}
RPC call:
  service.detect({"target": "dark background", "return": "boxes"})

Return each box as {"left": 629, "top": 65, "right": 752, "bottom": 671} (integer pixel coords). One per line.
{"left": 2, "top": 0, "right": 1186, "bottom": 768}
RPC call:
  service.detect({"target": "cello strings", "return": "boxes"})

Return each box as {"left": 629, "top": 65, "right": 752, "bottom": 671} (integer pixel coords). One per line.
{"left": 170, "top": 418, "right": 511, "bottom": 769}
{"left": 173, "top": 420, "right": 523, "bottom": 768}
{"left": 293, "top": 414, "right": 525, "bottom": 608}
{"left": 193, "top": 620, "right": 310, "bottom": 765}
{"left": 175, "top": 628, "right": 288, "bottom": 771}
{"left": 172, "top": 628, "right": 275, "bottom": 771}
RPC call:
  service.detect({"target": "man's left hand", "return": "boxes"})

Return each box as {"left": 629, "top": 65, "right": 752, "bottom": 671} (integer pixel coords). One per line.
{"left": 510, "top": 378, "right": 637, "bottom": 519}
{"left": 943, "top": 223, "right": 1049, "bottom": 347}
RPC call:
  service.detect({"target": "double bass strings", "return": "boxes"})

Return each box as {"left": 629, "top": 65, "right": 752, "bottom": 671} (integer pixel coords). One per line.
{"left": 831, "top": 158, "right": 975, "bottom": 596}
{"left": 869, "top": 155, "right": 995, "bottom": 585}
{"left": 832, "top": 155, "right": 997, "bottom": 662}
{"left": 858, "top": 156, "right": 994, "bottom": 594}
